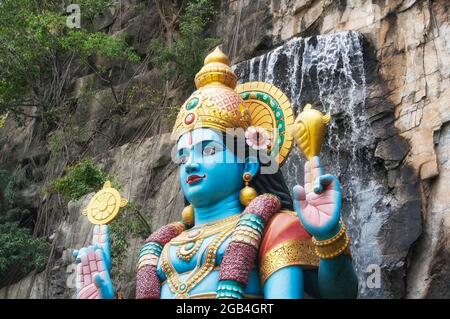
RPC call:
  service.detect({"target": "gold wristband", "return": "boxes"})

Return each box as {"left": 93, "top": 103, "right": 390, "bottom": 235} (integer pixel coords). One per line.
{"left": 312, "top": 223, "right": 346, "bottom": 246}
{"left": 312, "top": 223, "right": 350, "bottom": 259}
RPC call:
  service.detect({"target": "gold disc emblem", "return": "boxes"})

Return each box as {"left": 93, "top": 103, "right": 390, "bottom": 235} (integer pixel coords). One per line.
{"left": 82, "top": 181, "right": 128, "bottom": 225}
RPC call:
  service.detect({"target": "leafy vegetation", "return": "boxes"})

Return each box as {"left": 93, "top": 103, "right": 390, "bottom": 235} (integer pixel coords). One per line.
{"left": 151, "top": 0, "right": 218, "bottom": 83}
{"left": 110, "top": 201, "right": 151, "bottom": 282}
{"left": 0, "top": 0, "right": 139, "bottom": 126}
{"left": 60, "top": 31, "right": 139, "bottom": 64}
{"left": 0, "top": 169, "right": 50, "bottom": 286}
{"left": 0, "top": 223, "right": 50, "bottom": 286}
{"left": 0, "top": 0, "right": 218, "bottom": 288}
{"left": 49, "top": 158, "right": 111, "bottom": 201}
{"left": 0, "top": 167, "right": 31, "bottom": 217}
{"left": 0, "top": 115, "right": 6, "bottom": 129}
{"left": 74, "top": 0, "right": 114, "bottom": 21}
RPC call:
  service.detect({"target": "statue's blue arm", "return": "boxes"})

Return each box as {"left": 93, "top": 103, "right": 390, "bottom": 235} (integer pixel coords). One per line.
{"left": 263, "top": 266, "right": 304, "bottom": 299}
{"left": 263, "top": 156, "right": 358, "bottom": 299}
{"left": 314, "top": 253, "right": 358, "bottom": 298}
{"left": 263, "top": 254, "right": 357, "bottom": 299}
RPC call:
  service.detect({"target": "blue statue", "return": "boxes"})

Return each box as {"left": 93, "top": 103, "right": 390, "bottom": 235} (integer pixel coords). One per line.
{"left": 73, "top": 48, "right": 358, "bottom": 299}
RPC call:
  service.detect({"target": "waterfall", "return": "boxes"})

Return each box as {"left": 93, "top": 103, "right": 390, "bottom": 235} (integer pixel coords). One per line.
{"left": 233, "top": 31, "right": 390, "bottom": 298}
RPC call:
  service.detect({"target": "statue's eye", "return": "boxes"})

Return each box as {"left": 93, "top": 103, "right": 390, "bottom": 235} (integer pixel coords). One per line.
{"left": 203, "top": 145, "right": 216, "bottom": 157}
{"left": 177, "top": 150, "right": 189, "bottom": 165}
{"left": 179, "top": 154, "right": 188, "bottom": 164}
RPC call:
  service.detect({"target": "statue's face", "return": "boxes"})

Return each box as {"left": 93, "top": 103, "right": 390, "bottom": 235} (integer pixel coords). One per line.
{"left": 176, "top": 128, "right": 246, "bottom": 208}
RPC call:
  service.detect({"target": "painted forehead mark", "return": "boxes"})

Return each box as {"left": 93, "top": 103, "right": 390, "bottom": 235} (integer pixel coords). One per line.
{"left": 188, "top": 131, "right": 193, "bottom": 146}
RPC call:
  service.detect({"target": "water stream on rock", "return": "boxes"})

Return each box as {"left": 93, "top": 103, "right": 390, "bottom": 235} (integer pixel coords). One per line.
{"left": 234, "top": 31, "right": 389, "bottom": 297}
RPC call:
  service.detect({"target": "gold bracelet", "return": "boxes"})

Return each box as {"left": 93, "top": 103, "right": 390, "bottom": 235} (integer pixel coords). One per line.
{"left": 312, "top": 223, "right": 346, "bottom": 246}
{"left": 314, "top": 233, "right": 349, "bottom": 259}
{"left": 312, "top": 223, "right": 350, "bottom": 259}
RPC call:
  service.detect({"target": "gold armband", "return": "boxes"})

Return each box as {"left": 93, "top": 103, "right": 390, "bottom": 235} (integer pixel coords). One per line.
{"left": 137, "top": 254, "right": 159, "bottom": 270}
{"left": 312, "top": 223, "right": 350, "bottom": 259}
{"left": 260, "top": 239, "right": 319, "bottom": 283}
{"left": 231, "top": 226, "right": 262, "bottom": 249}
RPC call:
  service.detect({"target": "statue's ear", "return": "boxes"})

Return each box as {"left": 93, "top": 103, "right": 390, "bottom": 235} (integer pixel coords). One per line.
{"left": 243, "top": 156, "right": 260, "bottom": 178}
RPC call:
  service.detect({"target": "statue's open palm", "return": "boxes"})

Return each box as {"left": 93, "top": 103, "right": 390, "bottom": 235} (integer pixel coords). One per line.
{"left": 73, "top": 225, "right": 114, "bottom": 299}
{"left": 293, "top": 156, "right": 341, "bottom": 239}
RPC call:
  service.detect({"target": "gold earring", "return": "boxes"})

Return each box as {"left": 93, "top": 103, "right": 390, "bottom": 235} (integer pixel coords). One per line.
{"left": 239, "top": 173, "right": 257, "bottom": 206}
{"left": 181, "top": 205, "right": 194, "bottom": 226}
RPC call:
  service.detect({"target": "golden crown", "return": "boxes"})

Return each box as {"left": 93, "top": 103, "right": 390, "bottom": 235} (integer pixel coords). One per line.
{"left": 171, "top": 47, "right": 251, "bottom": 141}
{"left": 170, "top": 47, "right": 330, "bottom": 167}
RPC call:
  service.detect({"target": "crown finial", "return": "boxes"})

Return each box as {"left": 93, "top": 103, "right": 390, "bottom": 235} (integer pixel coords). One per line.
{"left": 194, "top": 46, "right": 237, "bottom": 89}
{"left": 204, "top": 47, "right": 229, "bottom": 65}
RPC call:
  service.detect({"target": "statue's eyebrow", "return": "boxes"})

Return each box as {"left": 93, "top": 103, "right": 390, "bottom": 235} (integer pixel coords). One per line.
{"left": 193, "top": 139, "right": 219, "bottom": 149}
{"left": 177, "top": 139, "right": 219, "bottom": 153}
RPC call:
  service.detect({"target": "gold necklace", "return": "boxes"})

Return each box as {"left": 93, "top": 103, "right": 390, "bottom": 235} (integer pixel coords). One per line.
{"left": 170, "top": 214, "right": 241, "bottom": 244}
{"left": 161, "top": 221, "right": 237, "bottom": 298}
{"left": 173, "top": 214, "right": 240, "bottom": 261}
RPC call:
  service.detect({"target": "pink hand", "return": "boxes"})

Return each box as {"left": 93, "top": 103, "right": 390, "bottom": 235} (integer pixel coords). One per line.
{"left": 76, "top": 246, "right": 108, "bottom": 299}
{"left": 293, "top": 157, "right": 341, "bottom": 238}
{"left": 74, "top": 225, "right": 113, "bottom": 299}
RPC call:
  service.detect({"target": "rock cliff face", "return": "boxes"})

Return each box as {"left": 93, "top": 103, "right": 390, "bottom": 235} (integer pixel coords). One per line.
{"left": 218, "top": 0, "right": 450, "bottom": 299}
{"left": 233, "top": 30, "right": 422, "bottom": 298}
{"left": 1, "top": 0, "right": 449, "bottom": 298}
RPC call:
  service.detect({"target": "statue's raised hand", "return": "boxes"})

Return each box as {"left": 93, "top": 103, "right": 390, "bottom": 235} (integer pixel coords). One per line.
{"left": 293, "top": 156, "right": 341, "bottom": 240}
{"left": 73, "top": 225, "right": 114, "bottom": 299}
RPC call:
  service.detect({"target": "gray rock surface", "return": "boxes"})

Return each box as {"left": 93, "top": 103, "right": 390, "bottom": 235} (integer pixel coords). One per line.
{"left": 233, "top": 31, "right": 421, "bottom": 298}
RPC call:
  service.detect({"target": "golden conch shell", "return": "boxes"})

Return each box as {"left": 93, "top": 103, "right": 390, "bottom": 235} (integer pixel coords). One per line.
{"left": 82, "top": 181, "right": 128, "bottom": 225}
{"left": 292, "top": 104, "right": 331, "bottom": 160}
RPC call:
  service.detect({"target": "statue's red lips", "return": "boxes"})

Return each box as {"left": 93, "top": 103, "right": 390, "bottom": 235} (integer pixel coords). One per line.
{"left": 186, "top": 174, "right": 206, "bottom": 184}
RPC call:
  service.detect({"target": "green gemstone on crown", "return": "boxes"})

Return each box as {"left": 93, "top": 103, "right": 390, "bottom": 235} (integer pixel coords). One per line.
{"left": 186, "top": 97, "right": 199, "bottom": 110}
{"left": 269, "top": 99, "right": 279, "bottom": 110}
{"left": 275, "top": 109, "right": 283, "bottom": 120}
{"left": 240, "top": 92, "right": 250, "bottom": 100}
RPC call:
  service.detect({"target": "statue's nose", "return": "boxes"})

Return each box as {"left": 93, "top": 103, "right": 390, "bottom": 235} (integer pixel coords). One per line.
{"left": 185, "top": 158, "right": 200, "bottom": 174}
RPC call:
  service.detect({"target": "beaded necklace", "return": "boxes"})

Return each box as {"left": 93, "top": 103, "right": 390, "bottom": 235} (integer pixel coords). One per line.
{"left": 172, "top": 214, "right": 240, "bottom": 261}
{"left": 160, "top": 215, "right": 239, "bottom": 298}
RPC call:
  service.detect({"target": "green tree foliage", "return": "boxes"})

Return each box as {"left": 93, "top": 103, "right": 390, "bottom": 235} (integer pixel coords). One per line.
{"left": 49, "top": 158, "right": 110, "bottom": 201}
{"left": 75, "top": 0, "right": 114, "bottom": 20}
{"left": 0, "top": 168, "right": 28, "bottom": 214}
{"left": 151, "top": 0, "right": 218, "bottom": 83}
{"left": 0, "top": 223, "right": 50, "bottom": 285}
{"left": 0, "top": 169, "right": 50, "bottom": 286}
{"left": 0, "top": 0, "right": 139, "bottom": 125}
{"left": 110, "top": 201, "right": 150, "bottom": 282}
{"left": 60, "top": 31, "right": 139, "bottom": 64}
